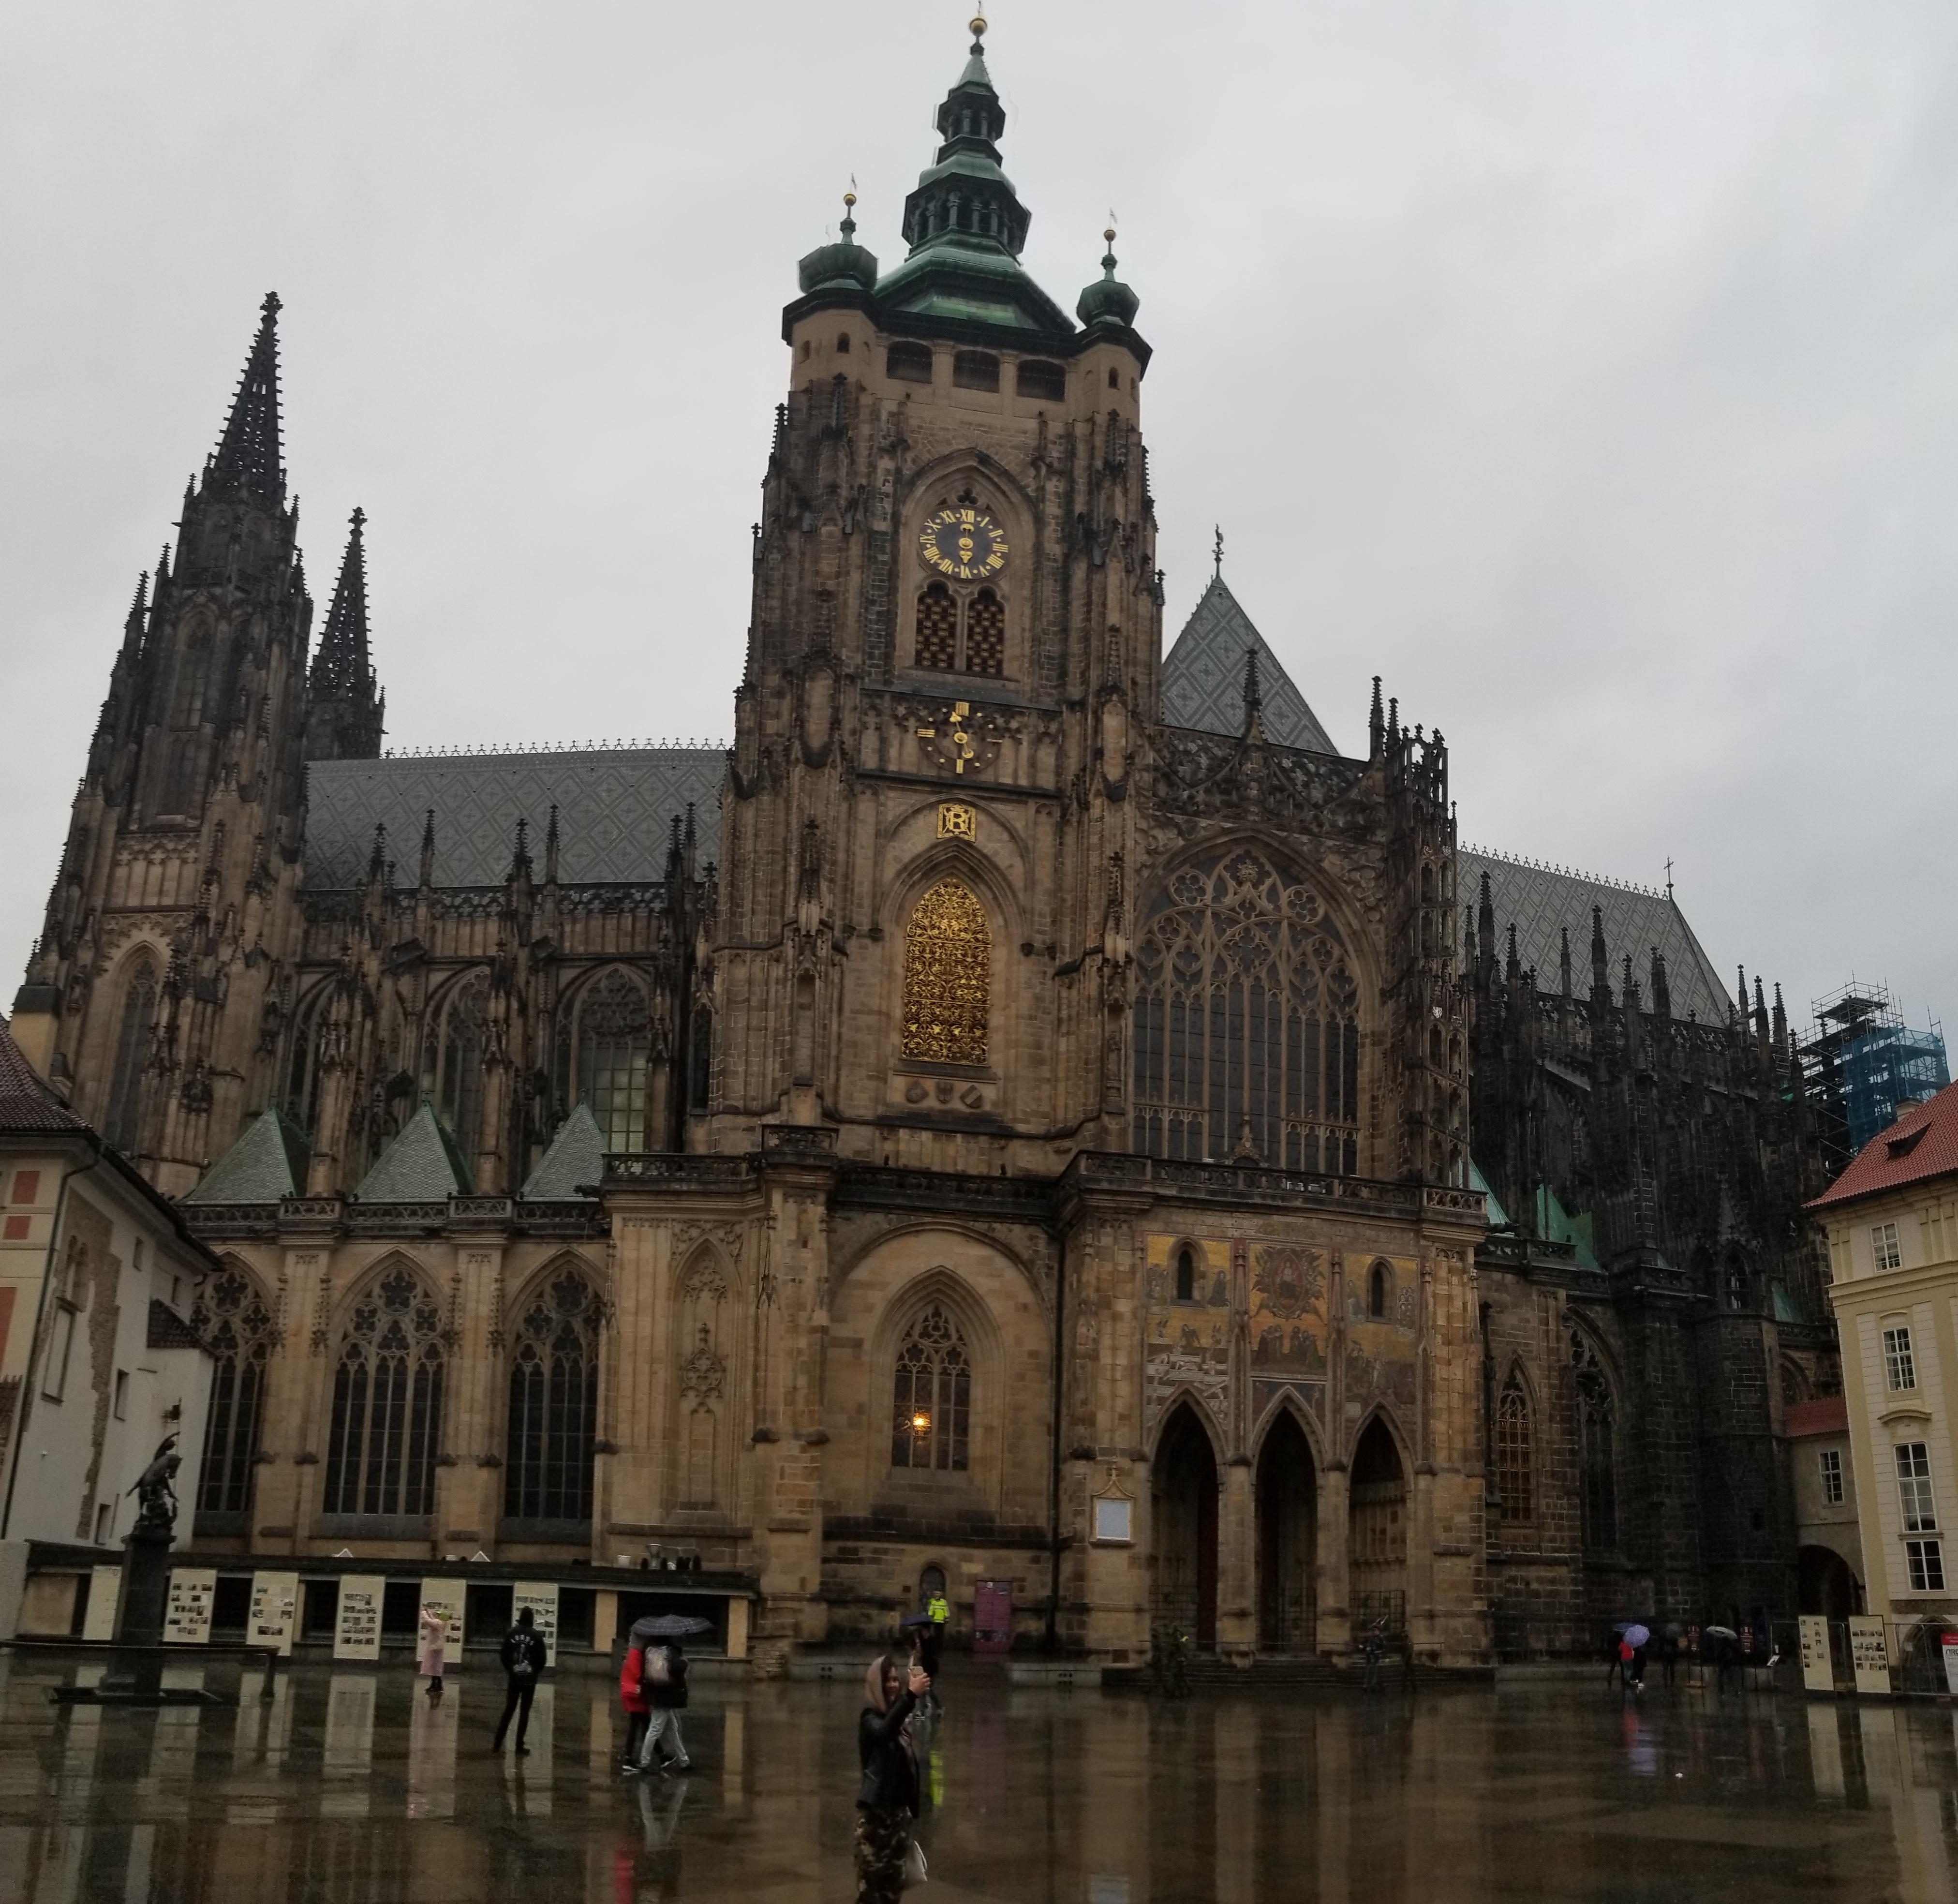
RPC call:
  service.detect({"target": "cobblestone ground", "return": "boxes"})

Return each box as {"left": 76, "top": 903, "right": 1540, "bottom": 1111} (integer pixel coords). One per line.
{"left": 0, "top": 1655, "right": 1953, "bottom": 1901}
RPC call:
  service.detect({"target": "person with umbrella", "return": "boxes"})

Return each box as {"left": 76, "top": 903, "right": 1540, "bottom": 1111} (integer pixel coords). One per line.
{"left": 626, "top": 1613, "right": 710, "bottom": 1776}
{"left": 1620, "top": 1622, "right": 1651, "bottom": 1693}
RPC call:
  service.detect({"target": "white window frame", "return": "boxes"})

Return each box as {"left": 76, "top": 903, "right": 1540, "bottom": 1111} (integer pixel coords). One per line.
{"left": 1908, "top": 1537, "right": 1945, "bottom": 1592}
{"left": 1819, "top": 1447, "right": 1843, "bottom": 1506}
{"left": 1873, "top": 1221, "right": 1903, "bottom": 1271}
{"left": 1897, "top": 1441, "right": 1938, "bottom": 1532}
{"left": 1884, "top": 1325, "right": 1917, "bottom": 1393}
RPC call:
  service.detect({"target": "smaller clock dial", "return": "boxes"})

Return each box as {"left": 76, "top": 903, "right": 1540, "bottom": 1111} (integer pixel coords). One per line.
{"left": 919, "top": 507, "right": 1008, "bottom": 581}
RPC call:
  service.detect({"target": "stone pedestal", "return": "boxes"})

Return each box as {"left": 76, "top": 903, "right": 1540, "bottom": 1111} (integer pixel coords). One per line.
{"left": 99, "top": 1523, "right": 173, "bottom": 1700}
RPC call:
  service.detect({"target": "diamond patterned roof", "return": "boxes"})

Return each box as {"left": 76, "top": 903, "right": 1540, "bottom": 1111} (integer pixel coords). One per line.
{"left": 1159, "top": 575, "right": 1338, "bottom": 756}
{"left": 183, "top": 1107, "right": 311, "bottom": 1204}
{"left": 521, "top": 1101, "right": 605, "bottom": 1200}
{"left": 354, "top": 1101, "right": 473, "bottom": 1201}
{"left": 1458, "top": 848, "right": 1733, "bottom": 1026}
{"left": 304, "top": 747, "right": 725, "bottom": 890}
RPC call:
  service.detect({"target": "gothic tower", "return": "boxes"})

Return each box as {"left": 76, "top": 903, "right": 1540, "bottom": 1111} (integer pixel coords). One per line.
{"left": 11, "top": 294, "right": 330, "bottom": 1194}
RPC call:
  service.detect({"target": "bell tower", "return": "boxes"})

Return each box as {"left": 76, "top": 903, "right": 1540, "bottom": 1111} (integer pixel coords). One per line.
{"left": 703, "top": 15, "right": 1160, "bottom": 1169}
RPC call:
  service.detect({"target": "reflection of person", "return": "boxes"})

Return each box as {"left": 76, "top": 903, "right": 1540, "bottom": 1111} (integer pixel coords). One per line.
{"left": 857, "top": 1654, "right": 929, "bottom": 1904}
{"left": 418, "top": 1604, "right": 448, "bottom": 1701}
{"left": 1361, "top": 1619, "right": 1387, "bottom": 1692}
{"left": 635, "top": 1640, "right": 691, "bottom": 1774}
{"left": 491, "top": 1606, "right": 547, "bottom": 1755}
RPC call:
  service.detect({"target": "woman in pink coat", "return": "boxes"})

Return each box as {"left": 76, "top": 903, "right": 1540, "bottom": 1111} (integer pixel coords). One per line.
{"left": 418, "top": 1604, "right": 449, "bottom": 1701}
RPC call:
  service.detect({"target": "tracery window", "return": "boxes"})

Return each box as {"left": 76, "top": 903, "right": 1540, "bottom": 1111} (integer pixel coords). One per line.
{"left": 565, "top": 968, "right": 651, "bottom": 1152}
{"left": 104, "top": 954, "right": 159, "bottom": 1154}
{"left": 1131, "top": 849, "right": 1363, "bottom": 1169}
{"left": 891, "top": 1303, "right": 971, "bottom": 1472}
{"left": 901, "top": 878, "right": 990, "bottom": 1065}
{"left": 916, "top": 584, "right": 959, "bottom": 669}
{"left": 1496, "top": 1372, "right": 1534, "bottom": 1527}
{"left": 324, "top": 1266, "right": 445, "bottom": 1518}
{"left": 193, "top": 1266, "right": 277, "bottom": 1517}
{"left": 1571, "top": 1329, "right": 1616, "bottom": 1552}
{"left": 911, "top": 583, "right": 1006, "bottom": 676}
{"left": 504, "top": 1269, "right": 601, "bottom": 1523}
{"left": 429, "top": 971, "right": 489, "bottom": 1154}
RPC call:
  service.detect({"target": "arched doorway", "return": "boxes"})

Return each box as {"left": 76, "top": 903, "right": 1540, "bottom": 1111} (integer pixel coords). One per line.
{"left": 1798, "top": 1545, "right": 1858, "bottom": 1620}
{"left": 1153, "top": 1405, "right": 1218, "bottom": 1650}
{"left": 1256, "top": 1410, "right": 1317, "bottom": 1652}
{"left": 1349, "top": 1416, "right": 1408, "bottom": 1637}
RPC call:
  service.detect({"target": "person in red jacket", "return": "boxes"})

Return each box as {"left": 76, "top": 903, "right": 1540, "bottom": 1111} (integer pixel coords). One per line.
{"left": 619, "top": 1643, "right": 651, "bottom": 1770}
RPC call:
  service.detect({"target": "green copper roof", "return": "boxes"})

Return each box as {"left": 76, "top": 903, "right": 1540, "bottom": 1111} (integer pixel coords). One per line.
{"left": 183, "top": 1107, "right": 312, "bottom": 1204}
{"left": 520, "top": 1101, "right": 605, "bottom": 1200}
{"left": 354, "top": 1101, "right": 473, "bottom": 1201}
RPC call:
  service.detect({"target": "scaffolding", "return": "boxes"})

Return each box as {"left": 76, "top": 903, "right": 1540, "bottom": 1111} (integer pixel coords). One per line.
{"left": 1800, "top": 981, "right": 1949, "bottom": 1172}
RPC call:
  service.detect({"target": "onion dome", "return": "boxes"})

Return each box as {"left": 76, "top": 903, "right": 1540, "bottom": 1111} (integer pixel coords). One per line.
{"left": 1077, "top": 227, "right": 1140, "bottom": 330}
{"left": 798, "top": 192, "right": 879, "bottom": 294}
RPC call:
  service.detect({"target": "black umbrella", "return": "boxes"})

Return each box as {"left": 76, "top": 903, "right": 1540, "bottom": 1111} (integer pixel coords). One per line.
{"left": 899, "top": 1613, "right": 936, "bottom": 1629}
{"left": 630, "top": 1613, "right": 713, "bottom": 1642}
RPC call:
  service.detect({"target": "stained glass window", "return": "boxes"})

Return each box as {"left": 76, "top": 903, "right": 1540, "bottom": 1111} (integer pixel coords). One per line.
{"left": 193, "top": 1266, "right": 277, "bottom": 1517}
{"left": 324, "top": 1266, "right": 445, "bottom": 1518}
{"left": 434, "top": 972, "right": 489, "bottom": 1156}
{"left": 901, "top": 879, "right": 990, "bottom": 1065}
{"left": 104, "top": 955, "right": 159, "bottom": 1154}
{"left": 891, "top": 1303, "right": 971, "bottom": 1471}
{"left": 505, "top": 1270, "right": 601, "bottom": 1523}
{"left": 575, "top": 969, "right": 651, "bottom": 1152}
{"left": 1496, "top": 1374, "right": 1533, "bottom": 1526}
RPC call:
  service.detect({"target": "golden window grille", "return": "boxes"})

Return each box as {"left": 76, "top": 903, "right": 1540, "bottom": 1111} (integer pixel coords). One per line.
{"left": 916, "top": 584, "right": 959, "bottom": 670}
{"left": 965, "top": 589, "right": 1005, "bottom": 675}
{"left": 901, "top": 878, "right": 990, "bottom": 1065}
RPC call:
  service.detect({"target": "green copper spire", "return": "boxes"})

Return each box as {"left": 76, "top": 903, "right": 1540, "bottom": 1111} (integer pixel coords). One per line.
{"left": 1077, "top": 223, "right": 1142, "bottom": 330}
{"left": 798, "top": 187, "right": 879, "bottom": 294}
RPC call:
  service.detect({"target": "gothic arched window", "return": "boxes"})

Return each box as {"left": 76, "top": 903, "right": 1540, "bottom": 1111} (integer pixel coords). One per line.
{"left": 965, "top": 590, "right": 1005, "bottom": 675}
{"left": 192, "top": 1265, "right": 277, "bottom": 1518}
{"left": 916, "top": 584, "right": 959, "bottom": 669}
{"left": 504, "top": 1269, "right": 601, "bottom": 1524}
{"left": 1131, "top": 849, "right": 1363, "bottom": 1170}
{"left": 891, "top": 1302, "right": 971, "bottom": 1472}
{"left": 901, "top": 878, "right": 990, "bottom": 1065}
{"left": 1175, "top": 1246, "right": 1196, "bottom": 1303}
{"left": 912, "top": 581, "right": 1008, "bottom": 676}
{"left": 1368, "top": 1263, "right": 1389, "bottom": 1319}
{"left": 104, "top": 954, "right": 159, "bottom": 1154}
{"left": 569, "top": 968, "right": 651, "bottom": 1152}
{"left": 324, "top": 1266, "right": 445, "bottom": 1518}
{"left": 1571, "top": 1329, "right": 1616, "bottom": 1552}
{"left": 430, "top": 971, "right": 489, "bottom": 1154}
{"left": 1496, "top": 1372, "right": 1534, "bottom": 1527}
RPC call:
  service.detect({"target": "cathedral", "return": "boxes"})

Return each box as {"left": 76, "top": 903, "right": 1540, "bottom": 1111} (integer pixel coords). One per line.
{"left": 8, "top": 20, "right": 1834, "bottom": 1666}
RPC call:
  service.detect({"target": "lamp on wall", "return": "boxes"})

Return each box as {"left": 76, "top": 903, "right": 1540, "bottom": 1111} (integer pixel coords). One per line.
{"left": 161, "top": 1401, "right": 181, "bottom": 1426}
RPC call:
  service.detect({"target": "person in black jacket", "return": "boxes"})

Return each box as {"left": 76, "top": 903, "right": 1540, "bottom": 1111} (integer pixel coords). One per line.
{"left": 857, "top": 1652, "right": 929, "bottom": 1904}
{"left": 491, "top": 1606, "right": 548, "bottom": 1755}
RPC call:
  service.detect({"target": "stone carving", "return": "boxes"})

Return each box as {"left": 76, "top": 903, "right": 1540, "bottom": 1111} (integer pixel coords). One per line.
{"left": 680, "top": 1325, "right": 726, "bottom": 1401}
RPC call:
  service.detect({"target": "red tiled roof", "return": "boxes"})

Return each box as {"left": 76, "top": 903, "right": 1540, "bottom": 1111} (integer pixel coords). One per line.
{"left": 0, "top": 1017, "right": 87, "bottom": 1135}
{"left": 1809, "top": 1080, "right": 1958, "bottom": 1210}
{"left": 1785, "top": 1397, "right": 1849, "bottom": 1437}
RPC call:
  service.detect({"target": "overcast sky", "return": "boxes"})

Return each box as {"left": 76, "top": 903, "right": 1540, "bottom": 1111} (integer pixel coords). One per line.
{"left": 4, "top": 1, "right": 1955, "bottom": 1045}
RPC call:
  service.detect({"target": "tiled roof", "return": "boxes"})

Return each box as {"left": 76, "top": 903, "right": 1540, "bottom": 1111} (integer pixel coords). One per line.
{"left": 147, "top": 1299, "right": 209, "bottom": 1354}
{"left": 520, "top": 1101, "right": 605, "bottom": 1200}
{"left": 0, "top": 1018, "right": 88, "bottom": 1134}
{"left": 1458, "top": 849, "right": 1733, "bottom": 1027}
{"left": 354, "top": 1102, "right": 473, "bottom": 1201}
{"left": 183, "top": 1107, "right": 312, "bottom": 1205}
{"left": 1159, "top": 576, "right": 1338, "bottom": 756}
{"left": 1785, "top": 1397, "right": 1849, "bottom": 1437}
{"left": 1808, "top": 1081, "right": 1958, "bottom": 1209}
{"left": 304, "top": 747, "right": 726, "bottom": 891}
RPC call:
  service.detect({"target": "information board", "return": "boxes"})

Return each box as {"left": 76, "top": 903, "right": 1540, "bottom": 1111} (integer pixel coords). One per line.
{"left": 249, "top": 1571, "right": 299, "bottom": 1656}
{"left": 1849, "top": 1614, "right": 1891, "bottom": 1696}
{"left": 333, "top": 1575, "right": 385, "bottom": 1661}
{"left": 513, "top": 1582, "right": 559, "bottom": 1667}
{"left": 163, "top": 1567, "right": 217, "bottom": 1644}
{"left": 973, "top": 1578, "right": 1013, "bottom": 1655}
{"left": 81, "top": 1564, "right": 121, "bottom": 1642}
{"left": 418, "top": 1578, "right": 465, "bottom": 1668}
{"left": 1798, "top": 1614, "right": 1834, "bottom": 1694}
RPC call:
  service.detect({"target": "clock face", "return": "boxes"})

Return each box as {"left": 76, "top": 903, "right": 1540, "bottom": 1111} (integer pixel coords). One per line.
{"left": 919, "top": 507, "right": 1008, "bottom": 582}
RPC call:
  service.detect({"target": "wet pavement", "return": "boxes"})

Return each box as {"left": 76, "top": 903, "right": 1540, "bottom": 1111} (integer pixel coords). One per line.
{"left": 0, "top": 1654, "right": 1955, "bottom": 1901}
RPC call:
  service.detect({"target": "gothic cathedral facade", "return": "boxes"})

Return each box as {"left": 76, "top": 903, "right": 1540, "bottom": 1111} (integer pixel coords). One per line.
{"left": 10, "top": 24, "right": 1832, "bottom": 1666}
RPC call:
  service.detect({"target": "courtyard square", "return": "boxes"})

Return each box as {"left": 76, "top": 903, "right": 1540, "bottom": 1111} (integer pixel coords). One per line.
{"left": 0, "top": 1657, "right": 1948, "bottom": 1902}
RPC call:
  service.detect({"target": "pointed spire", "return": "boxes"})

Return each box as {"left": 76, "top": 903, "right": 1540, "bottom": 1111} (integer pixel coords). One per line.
{"left": 507, "top": 817, "right": 532, "bottom": 884}
{"left": 366, "top": 822, "right": 387, "bottom": 886}
{"left": 1476, "top": 871, "right": 1495, "bottom": 971}
{"left": 1772, "top": 982, "right": 1789, "bottom": 1059}
{"left": 1590, "top": 905, "right": 1609, "bottom": 1000}
{"left": 1387, "top": 696, "right": 1400, "bottom": 744}
{"left": 1559, "top": 925, "right": 1572, "bottom": 999}
{"left": 1650, "top": 946, "right": 1671, "bottom": 1018}
{"left": 418, "top": 810, "right": 436, "bottom": 889}
{"left": 205, "top": 292, "right": 285, "bottom": 506}
{"left": 544, "top": 804, "right": 561, "bottom": 885}
{"left": 1241, "top": 645, "right": 1263, "bottom": 738}
{"left": 305, "top": 509, "right": 384, "bottom": 761}
{"left": 1368, "top": 676, "right": 1385, "bottom": 758}
{"left": 120, "top": 572, "right": 148, "bottom": 660}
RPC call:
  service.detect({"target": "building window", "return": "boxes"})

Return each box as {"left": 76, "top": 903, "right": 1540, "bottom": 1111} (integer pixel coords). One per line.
{"left": 1368, "top": 1264, "right": 1389, "bottom": 1319}
{"left": 891, "top": 1302, "right": 971, "bottom": 1472}
{"left": 1818, "top": 1447, "right": 1844, "bottom": 1505}
{"left": 1897, "top": 1441, "right": 1938, "bottom": 1532}
{"left": 887, "top": 342, "right": 934, "bottom": 384}
{"left": 1496, "top": 1373, "right": 1534, "bottom": 1526}
{"left": 1016, "top": 359, "right": 1066, "bottom": 401}
{"left": 41, "top": 1305, "right": 75, "bottom": 1402}
{"left": 1571, "top": 1329, "right": 1617, "bottom": 1552}
{"left": 1174, "top": 1246, "right": 1196, "bottom": 1303}
{"left": 193, "top": 1265, "right": 277, "bottom": 1517}
{"left": 504, "top": 1270, "right": 601, "bottom": 1524}
{"left": 104, "top": 954, "right": 160, "bottom": 1154}
{"left": 916, "top": 583, "right": 959, "bottom": 669}
{"left": 1884, "top": 1325, "right": 1917, "bottom": 1393}
{"left": 688, "top": 1006, "right": 713, "bottom": 1112}
{"left": 94, "top": 1502, "right": 113, "bottom": 1545}
{"left": 113, "top": 1371, "right": 128, "bottom": 1420}
{"left": 964, "top": 590, "right": 1005, "bottom": 675}
{"left": 1130, "top": 849, "right": 1363, "bottom": 1169}
{"left": 912, "top": 582, "right": 1006, "bottom": 676}
{"left": 430, "top": 971, "right": 490, "bottom": 1158}
{"left": 951, "top": 350, "right": 1000, "bottom": 392}
{"left": 569, "top": 968, "right": 651, "bottom": 1152}
{"left": 323, "top": 1266, "right": 446, "bottom": 1518}
{"left": 1908, "top": 1538, "right": 1945, "bottom": 1592}
{"left": 1873, "top": 1222, "right": 1903, "bottom": 1271}
{"left": 900, "top": 878, "right": 990, "bottom": 1066}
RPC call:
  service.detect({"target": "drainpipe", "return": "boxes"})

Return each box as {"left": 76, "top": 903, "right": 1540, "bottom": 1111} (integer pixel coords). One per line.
{"left": 1044, "top": 1237, "right": 1067, "bottom": 1652}
{"left": 0, "top": 1144, "right": 107, "bottom": 1540}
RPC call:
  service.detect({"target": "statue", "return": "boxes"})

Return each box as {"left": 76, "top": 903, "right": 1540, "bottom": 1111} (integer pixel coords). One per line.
{"left": 126, "top": 1433, "right": 180, "bottom": 1535}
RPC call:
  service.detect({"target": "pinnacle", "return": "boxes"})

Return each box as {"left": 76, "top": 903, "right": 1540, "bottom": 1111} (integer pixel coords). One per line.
{"left": 206, "top": 293, "right": 286, "bottom": 506}
{"left": 311, "top": 509, "right": 372, "bottom": 698}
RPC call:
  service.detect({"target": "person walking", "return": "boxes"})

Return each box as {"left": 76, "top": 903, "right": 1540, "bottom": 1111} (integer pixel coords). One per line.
{"left": 634, "top": 1637, "right": 692, "bottom": 1774}
{"left": 620, "top": 1634, "right": 652, "bottom": 1770}
{"left": 418, "top": 1602, "right": 448, "bottom": 1702}
{"left": 857, "top": 1653, "right": 930, "bottom": 1904}
{"left": 491, "top": 1605, "right": 547, "bottom": 1755}
{"left": 910, "top": 1615, "right": 943, "bottom": 1717}
{"left": 1361, "top": 1618, "right": 1388, "bottom": 1693}
{"left": 927, "top": 1586, "right": 950, "bottom": 1654}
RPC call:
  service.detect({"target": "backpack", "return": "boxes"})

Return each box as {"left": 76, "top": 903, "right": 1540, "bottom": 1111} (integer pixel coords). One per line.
{"left": 643, "top": 1645, "right": 671, "bottom": 1691}
{"left": 511, "top": 1631, "right": 537, "bottom": 1679}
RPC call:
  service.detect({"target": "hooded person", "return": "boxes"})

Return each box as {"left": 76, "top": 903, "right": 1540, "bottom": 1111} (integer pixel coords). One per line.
{"left": 491, "top": 1606, "right": 548, "bottom": 1755}
{"left": 855, "top": 1651, "right": 930, "bottom": 1904}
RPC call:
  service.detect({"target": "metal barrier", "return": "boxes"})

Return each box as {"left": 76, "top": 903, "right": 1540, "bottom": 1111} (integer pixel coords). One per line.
{"left": 0, "top": 1638, "right": 282, "bottom": 1704}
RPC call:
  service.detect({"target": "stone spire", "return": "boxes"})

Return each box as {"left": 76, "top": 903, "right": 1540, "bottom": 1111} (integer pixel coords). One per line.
{"left": 204, "top": 292, "right": 286, "bottom": 506}
{"left": 306, "top": 508, "right": 385, "bottom": 760}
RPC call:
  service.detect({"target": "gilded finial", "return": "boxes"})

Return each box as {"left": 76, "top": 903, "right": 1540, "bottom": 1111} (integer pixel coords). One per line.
{"left": 970, "top": 12, "right": 987, "bottom": 41}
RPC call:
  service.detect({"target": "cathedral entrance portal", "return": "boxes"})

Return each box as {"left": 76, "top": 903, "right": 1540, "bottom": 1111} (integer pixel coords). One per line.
{"left": 1348, "top": 1416, "right": 1408, "bottom": 1637}
{"left": 1256, "top": 1411, "right": 1317, "bottom": 1652}
{"left": 1152, "top": 1405, "right": 1218, "bottom": 1650}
